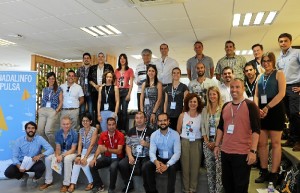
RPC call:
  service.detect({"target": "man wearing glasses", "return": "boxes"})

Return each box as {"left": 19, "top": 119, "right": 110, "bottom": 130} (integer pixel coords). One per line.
{"left": 60, "top": 70, "right": 84, "bottom": 130}
{"left": 40, "top": 116, "right": 78, "bottom": 192}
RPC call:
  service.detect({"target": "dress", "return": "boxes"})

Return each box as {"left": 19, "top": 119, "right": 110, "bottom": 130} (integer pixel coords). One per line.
{"left": 143, "top": 86, "right": 161, "bottom": 129}
{"left": 257, "top": 70, "right": 285, "bottom": 131}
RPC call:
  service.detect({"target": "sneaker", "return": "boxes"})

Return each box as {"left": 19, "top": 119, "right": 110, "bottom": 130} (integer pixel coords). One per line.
{"left": 39, "top": 183, "right": 53, "bottom": 190}
{"left": 92, "top": 185, "right": 105, "bottom": 193}
{"left": 122, "top": 186, "right": 134, "bottom": 192}
{"left": 20, "top": 173, "right": 29, "bottom": 186}
{"left": 108, "top": 189, "right": 115, "bottom": 193}
{"left": 292, "top": 142, "right": 300, "bottom": 151}
{"left": 32, "top": 178, "right": 39, "bottom": 188}
{"left": 255, "top": 169, "right": 269, "bottom": 183}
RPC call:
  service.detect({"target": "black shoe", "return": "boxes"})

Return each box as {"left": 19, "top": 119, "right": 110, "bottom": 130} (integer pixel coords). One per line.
{"left": 122, "top": 186, "right": 134, "bottom": 193}
{"left": 269, "top": 172, "right": 279, "bottom": 187}
{"left": 282, "top": 140, "right": 295, "bottom": 147}
{"left": 255, "top": 169, "right": 269, "bottom": 183}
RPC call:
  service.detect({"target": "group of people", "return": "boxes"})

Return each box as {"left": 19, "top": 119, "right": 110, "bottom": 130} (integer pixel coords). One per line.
{"left": 4, "top": 32, "right": 300, "bottom": 193}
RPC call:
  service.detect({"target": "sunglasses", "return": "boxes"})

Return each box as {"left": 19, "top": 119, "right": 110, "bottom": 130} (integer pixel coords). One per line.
{"left": 67, "top": 86, "right": 70, "bottom": 92}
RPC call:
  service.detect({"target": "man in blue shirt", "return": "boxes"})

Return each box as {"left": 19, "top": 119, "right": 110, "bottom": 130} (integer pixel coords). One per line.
{"left": 4, "top": 121, "right": 54, "bottom": 186}
{"left": 143, "top": 113, "right": 181, "bottom": 193}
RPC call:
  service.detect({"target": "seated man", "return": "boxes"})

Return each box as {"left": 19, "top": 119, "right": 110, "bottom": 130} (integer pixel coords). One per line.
{"left": 40, "top": 116, "right": 78, "bottom": 192}
{"left": 143, "top": 113, "right": 181, "bottom": 193}
{"left": 4, "top": 121, "right": 54, "bottom": 186}
{"left": 89, "top": 117, "right": 125, "bottom": 193}
{"left": 118, "top": 111, "right": 154, "bottom": 192}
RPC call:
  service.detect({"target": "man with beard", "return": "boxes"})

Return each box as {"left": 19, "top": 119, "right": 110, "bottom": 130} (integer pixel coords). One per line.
{"left": 118, "top": 111, "right": 154, "bottom": 192}
{"left": 143, "top": 113, "right": 181, "bottom": 193}
{"left": 4, "top": 121, "right": 54, "bottom": 186}
{"left": 188, "top": 62, "right": 217, "bottom": 106}
{"left": 243, "top": 63, "right": 258, "bottom": 101}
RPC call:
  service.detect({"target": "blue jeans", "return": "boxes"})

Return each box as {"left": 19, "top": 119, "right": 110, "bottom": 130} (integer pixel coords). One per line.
{"left": 80, "top": 95, "right": 93, "bottom": 116}
{"left": 118, "top": 88, "right": 129, "bottom": 132}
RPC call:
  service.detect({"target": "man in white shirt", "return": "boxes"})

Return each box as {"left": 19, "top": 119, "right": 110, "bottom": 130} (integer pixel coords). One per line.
{"left": 60, "top": 70, "right": 84, "bottom": 130}
{"left": 154, "top": 43, "right": 179, "bottom": 87}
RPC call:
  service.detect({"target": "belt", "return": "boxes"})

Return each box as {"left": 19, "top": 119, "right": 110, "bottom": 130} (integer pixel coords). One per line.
{"left": 62, "top": 108, "right": 78, "bottom": 110}
{"left": 287, "top": 82, "right": 300, "bottom": 86}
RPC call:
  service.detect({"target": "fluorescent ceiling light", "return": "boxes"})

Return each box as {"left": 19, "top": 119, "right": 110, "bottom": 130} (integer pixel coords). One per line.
{"left": 89, "top": 26, "right": 106, "bottom": 36}
{"left": 248, "top": 50, "right": 253, "bottom": 55}
{"left": 235, "top": 50, "right": 240, "bottom": 55}
{"left": 236, "top": 50, "right": 252, "bottom": 55}
{"left": 0, "top": 38, "right": 16, "bottom": 46}
{"left": 97, "top": 26, "right": 114, "bottom": 35}
{"left": 106, "top": 25, "right": 122, "bottom": 34}
{"left": 243, "top": 13, "right": 252, "bottom": 26}
{"left": 233, "top": 14, "right": 241, "bottom": 26}
{"left": 241, "top": 50, "right": 248, "bottom": 55}
{"left": 254, "top": 12, "right": 264, "bottom": 25}
{"left": 265, "top": 11, "right": 277, "bottom": 24}
{"left": 80, "top": 27, "right": 98, "bottom": 37}
{"left": 152, "top": 55, "right": 158, "bottom": 59}
{"left": 131, "top": 55, "right": 142, "bottom": 59}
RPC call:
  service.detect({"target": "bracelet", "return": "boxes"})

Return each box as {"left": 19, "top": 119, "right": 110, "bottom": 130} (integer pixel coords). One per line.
{"left": 250, "top": 149, "right": 257, "bottom": 154}
{"left": 266, "top": 104, "right": 271, "bottom": 109}
{"left": 152, "top": 112, "right": 156, "bottom": 114}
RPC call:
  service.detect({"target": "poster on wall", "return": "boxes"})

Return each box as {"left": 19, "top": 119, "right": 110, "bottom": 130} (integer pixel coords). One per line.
{"left": 0, "top": 71, "right": 37, "bottom": 179}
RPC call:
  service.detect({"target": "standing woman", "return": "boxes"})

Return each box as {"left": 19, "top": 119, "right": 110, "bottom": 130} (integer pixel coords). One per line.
{"left": 140, "top": 64, "right": 162, "bottom": 129}
{"left": 68, "top": 113, "right": 98, "bottom": 192}
{"left": 37, "top": 72, "right": 63, "bottom": 148}
{"left": 177, "top": 93, "right": 204, "bottom": 193}
{"left": 201, "top": 86, "right": 223, "bottom": 193}
{"left": 254, "top": 52, "right": 286, "bottom": 185}
{"left": 164, "top": 67, "right": 189, "bottom": 130}
{"left": 115, "top": 54, "right": 134, "bottom": 133}
{"left": 97, "top": 71, "right": 120, "bottom": 132}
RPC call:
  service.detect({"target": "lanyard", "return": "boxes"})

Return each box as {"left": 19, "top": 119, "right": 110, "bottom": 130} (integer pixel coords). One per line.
{"left": 108, "top": 132, "right": 115, "bottom": 148}
{"left": 230, "top": 100, "right": 244, "bottom": 124}
{"left": 136, "top": 127, "right": 147, "bottom": 140}
{"left": 171, "top": 85, "right": 178, "bottom": 101}
{"left": 105, "top": 85, "right": 112, "bottom": 103}
{"left": 262, "top": 71, "right": 274, "bottom": 93}
{"left": 47, "top": 88, "right": 53, "bottom": 101}
{"left": 245, "top": 78, "right": 257, "bottom": 97}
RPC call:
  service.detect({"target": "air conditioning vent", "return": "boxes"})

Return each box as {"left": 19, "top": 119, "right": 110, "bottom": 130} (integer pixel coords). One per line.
{"left": 128, "top": 0, "right": 187, "bottom": 6}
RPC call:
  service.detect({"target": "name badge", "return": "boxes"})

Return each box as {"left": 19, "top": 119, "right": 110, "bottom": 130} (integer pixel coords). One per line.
{"left": 136, "top": 145, "right": 143, "bottom": 153}
{"left": 170, "top": 102, "right": 176, "bottom": 109}
{"left": 261, "top": 94, "right": 267, "bottom": 104}
{"left": 104, "top": 103, "right": 109, "bottom": 110}
{"left": 248, "top": 96, "right": 253, "bottom": 101}
{"left": 120, "top": 81, "right": 124, "bottom": 87}
{"left": 189, "top": 133, "right": 196, "bottom": 141}
{"left": 227, "top": 124, "right": 234, "bottom": 134}
{"left": 163, "top": 150, "right": 168, "bottom": 159}
{"left": 46, "top": 101, "right": 51, "bottom": 108}
{"left": 145, "top": 98, "right": 150, "bottom": 105}
{"left": 209, "top": 127, "right": 216, "bottom": 136}
{"left": 82, "top": 149, "right": 87, "bottom": 156}
{"left": 85, "top": 78, "right": 88, "bottom": 85}
{"left": 111, "top": 153, "right": 117, "bottom": 159}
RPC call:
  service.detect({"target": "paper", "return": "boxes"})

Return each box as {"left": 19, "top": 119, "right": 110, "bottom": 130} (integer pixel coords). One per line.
{"left": 256, "top": 188, "right": 279, "bottom": 193}
{"left": 20, "top": 156, "right": 35, "bottom": 170}
{"left": 51, "top": 157, "right": 62, "bottom": 175}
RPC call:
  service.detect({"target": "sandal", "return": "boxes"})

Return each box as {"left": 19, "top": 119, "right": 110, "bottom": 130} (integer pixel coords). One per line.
{"left": 67, "top": 184, "right": 75, "bottom": 192}
{"left": 85, "top": 183, "right": 94, "bottom": 191}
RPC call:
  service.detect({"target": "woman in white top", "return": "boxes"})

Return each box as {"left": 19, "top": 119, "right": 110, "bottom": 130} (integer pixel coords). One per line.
{"left": 177, "top": 93, "right": 204, "bottom": 193}
{"left": 68, "top": 113, "right": 98, "bottom": 192}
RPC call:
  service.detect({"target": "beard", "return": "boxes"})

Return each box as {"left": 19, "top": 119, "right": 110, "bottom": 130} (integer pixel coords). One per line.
{"left": 158, "top": 124, "right": 168, "bottom": 130}
{"left": 26, "top": 131, "right": 35, "bottom": 138}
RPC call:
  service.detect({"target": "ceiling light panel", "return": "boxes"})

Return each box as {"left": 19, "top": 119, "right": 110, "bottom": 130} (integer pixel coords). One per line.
{"left": 80, "top": 25, "right": 122, "bottom": 37}
{"left": 232, "top": 11, "right": 278, "bottom": 27}
{"left": 0, "top": 38, "right": 16, "bottom": 46}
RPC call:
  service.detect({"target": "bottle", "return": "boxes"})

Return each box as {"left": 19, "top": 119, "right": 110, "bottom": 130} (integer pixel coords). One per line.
{"left": 267, "top": 182, "right": 275, "bottom": 193}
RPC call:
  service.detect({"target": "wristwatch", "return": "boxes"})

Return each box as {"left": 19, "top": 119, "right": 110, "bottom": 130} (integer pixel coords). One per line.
{"left": 166, "top": 163, "right": 170, "bottom": 168}
{"left": 250, "top": 149, "right": 257, "bottom": 154}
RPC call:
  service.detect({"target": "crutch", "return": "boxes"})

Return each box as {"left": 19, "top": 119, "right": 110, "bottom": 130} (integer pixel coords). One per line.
{"left": 125, "top": 128, "right": 147, "bottom": 193}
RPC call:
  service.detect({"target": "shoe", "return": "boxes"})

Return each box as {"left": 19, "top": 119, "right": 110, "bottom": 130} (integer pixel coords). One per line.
{"left": 292, "top": 142, "right": 300, "bottom": 151}
{"left": 20, "top": 173, "right": 29, "bottom": 186}
{"left": 32, "top": 178, "right": 39, "bottom": 188}
{"left": 108, "top": 189, "right": 115, "bottom": 193}
{"left": 85, "top": 183, "right": 93, "bottom": 191}
{"left": 39, "top": 183, "right": 53, "bottom": 190}
{"left": 122, "top": 186, "right": 134, "bottom": 192}
{"left": 282, "top": 140, "right": 295, "bottom": 147}
{"left": 269, "top": 172, "right": 279, "bottom": 187}
{"left": 60, "top": 185, "right": 68, "bottom": 193}
{"left": 92, "top": 185, "right": 105, "bottom": 193}
{"left": 67, "top": 184, "right": 75, "bottom": 192}
{"left": 255, "top": 168, "right": 269, "bottom": 183}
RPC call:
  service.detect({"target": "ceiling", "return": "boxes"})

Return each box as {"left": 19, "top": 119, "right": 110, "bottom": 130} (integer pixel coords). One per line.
{"left": 0, "top": 0, "right": 300, "bottom": 72}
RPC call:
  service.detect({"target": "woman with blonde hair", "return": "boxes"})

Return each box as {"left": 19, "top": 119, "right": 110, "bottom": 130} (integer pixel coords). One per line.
{"left": 201, "top": 86, "right": 223, "bottom": 193}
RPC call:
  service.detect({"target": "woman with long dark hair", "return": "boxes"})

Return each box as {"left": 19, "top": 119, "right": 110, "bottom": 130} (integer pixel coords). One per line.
{"left": 37, "top": 72, "right": 63, "bottom": 148}
{"left": 140, "top": 64, "right": 162, "bottom": 129}
{"left": 115, "top": 53, "right": 134, "bottom": 133}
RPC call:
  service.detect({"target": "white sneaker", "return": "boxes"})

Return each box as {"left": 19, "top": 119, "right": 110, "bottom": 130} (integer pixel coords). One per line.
{"left": 20, "top": 173, "right": 29, "bottom": 186}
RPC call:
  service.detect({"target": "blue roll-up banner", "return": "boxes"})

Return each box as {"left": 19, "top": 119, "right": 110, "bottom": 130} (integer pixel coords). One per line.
{"left": 0, "top": 71, "right": 37, "bottom": 179}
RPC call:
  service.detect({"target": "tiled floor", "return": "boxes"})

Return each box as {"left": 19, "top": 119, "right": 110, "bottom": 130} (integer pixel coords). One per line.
{"left": 0, "top": 168, "right": 267, "bottom": 193}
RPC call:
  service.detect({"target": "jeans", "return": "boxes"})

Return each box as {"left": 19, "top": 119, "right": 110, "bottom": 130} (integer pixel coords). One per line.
{"left": 118, "top": 88, "right": 129, "bottom": 132}
{"left": 80, "top": 95, "right": 93, "bottom": 117}
{"left": 44, "top": 154, "right": 77, "bottom": 185}
{"left": 5, "top": 160, "right": 45, "bottom": 180}
{"left": 221, "top": 151, "right": 251, "bottom": 193}
{"left": 90, "top": 156, "right": 120, "bottom": 190}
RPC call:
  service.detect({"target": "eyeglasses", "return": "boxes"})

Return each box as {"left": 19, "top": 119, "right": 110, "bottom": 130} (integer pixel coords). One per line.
{"left": 82, "top": 120, "right": 90, "bottom": 123}
{"left": 67, "top": 86, "right": 70, "bottom": 92}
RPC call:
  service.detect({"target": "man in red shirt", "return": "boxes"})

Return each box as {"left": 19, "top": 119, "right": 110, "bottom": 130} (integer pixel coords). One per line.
{"left": 89, "top": 117, "right": 125, "bottom": 193}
